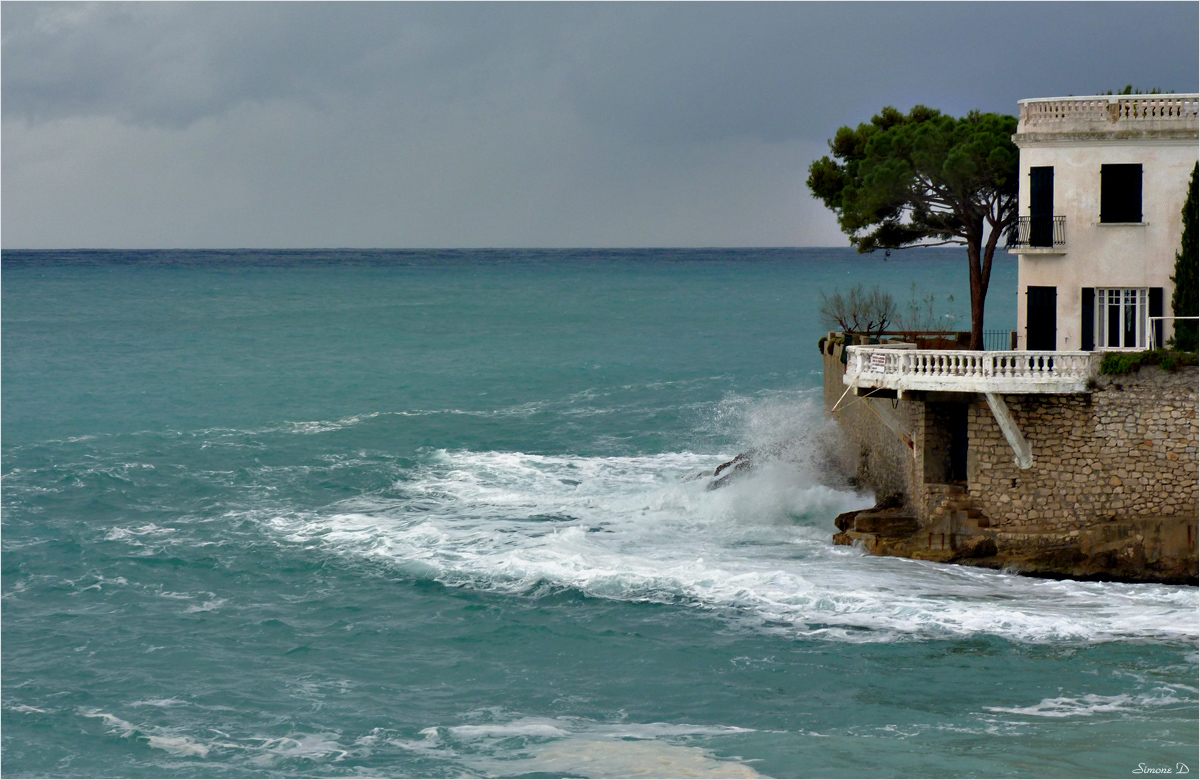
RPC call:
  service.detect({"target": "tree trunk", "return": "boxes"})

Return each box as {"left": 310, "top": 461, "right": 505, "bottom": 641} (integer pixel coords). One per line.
{"left": 966, "top": 228, "right": 986, "bottom": 350}
{"left": 973, "top": 219, "right": 1003, "bottom": 351}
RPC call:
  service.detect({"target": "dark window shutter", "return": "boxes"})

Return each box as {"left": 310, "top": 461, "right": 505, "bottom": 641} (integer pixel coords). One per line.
{"left": 1029, "top": 167, "right": 1055, "bottom": 246}
{"left": 1100, "top": 167, "right": 1112, "bottom": 221}
{"left": 1026, "top": 286, "right": 1057, "bottom": 350}
{"left": 1081, "top": 288, "right": 1094, "bottom": 350}
{"left": 1149, "top": 287, "right": 1164, "bottom": 348}
{"left": 1100, "top": 164, "right": 1143, "bottom": 223}
{"left": 1131, "top": 166, "right": 1143, "bottom": 222}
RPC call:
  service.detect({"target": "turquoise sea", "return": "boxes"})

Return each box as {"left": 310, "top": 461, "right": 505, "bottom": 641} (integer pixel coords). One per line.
{"left": 2, "top": 248, "right": 1196, "bottom": 779}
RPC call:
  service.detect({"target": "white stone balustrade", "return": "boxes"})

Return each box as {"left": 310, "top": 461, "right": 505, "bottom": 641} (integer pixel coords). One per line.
{"left": 844, "top": 346, "right": 1098, "bottom": 394}
{"left": 1017, "top": 95, "right": 1199, "bottom": 135}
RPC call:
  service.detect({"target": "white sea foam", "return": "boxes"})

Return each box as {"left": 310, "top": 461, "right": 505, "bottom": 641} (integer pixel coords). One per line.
{"left": 130, "top": 698, "right": 189, "bottom": 708}
{"left": 82, "top": 710, "right": 215, "bottom": 757}
{"left": 499, "top": 738, "right": 761, "bottom": 778}
{"left": 71, "top": 575, "right": 129, "bottom": 594}
{"left": 287, "top": 412, "right": 382, "bottom": 434}
{"left": 82, "top": 708, "right": 339, "bottom": 763}
{"left": 984, "top": 691, "right": 1189, "bottom": 719}
{"left": 184, "top": 598, "right": 227, "bottom": 613}
{"left": 83, "top": 710, "right": 139, "bottom": 734}
{"left": 249, "top": 734, "right": 349, "bottom": 765}
{"left": 79, "top": 710, "right": 757, "bottom": 776}
{"left": 106, "top": 524, "right": 176, "bottom": 542}
{"left": 258, "top": 393, "right": 1198, "bottom": 647}
{"left": 144, "top": 735, "right": 211, "bottom": 757}
{"left": 436, "top": 721, "right": 572, "bottom": 739}
{"left": 400, "top": 716, "right": 761, "bottom": 778}
{"left": 7, "top": 704, "right": 49, "bottom": 714}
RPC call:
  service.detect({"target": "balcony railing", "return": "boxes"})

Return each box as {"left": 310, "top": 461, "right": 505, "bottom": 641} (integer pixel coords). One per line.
{"left": 982, "top": 330, "right": 1018, "bottom": 351}
{"left": 1017, "top": 95, "right": 1199, "bottom": 133}
{"left": 844, "top": 346, "right": 1097, "bottom": 394}
{"left": 1006, "top": 216, "right": 1066, "bottom": 250}
{"left": 842, "top": 331, "right": 1018, "bottom": 351}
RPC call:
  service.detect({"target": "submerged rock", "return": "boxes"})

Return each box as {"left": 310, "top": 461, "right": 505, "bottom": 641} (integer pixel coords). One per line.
{"left": 703, "top": 431, "right": 845, "bottom": 491}
{"left": 706, "top": 450, "right": 759, "bottom": 490}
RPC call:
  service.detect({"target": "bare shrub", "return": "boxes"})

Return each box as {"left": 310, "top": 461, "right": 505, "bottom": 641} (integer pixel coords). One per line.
{"left": 819, "top": 284, "right": 896, "bottom": 337}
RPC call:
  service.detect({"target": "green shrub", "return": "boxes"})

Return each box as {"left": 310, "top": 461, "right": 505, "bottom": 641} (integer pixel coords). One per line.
{"left": 1098, "top": 350, "right": 1198, "bottom": 375}
{"left": 1169, "top": 163, "right": 1197, "bottom": 351}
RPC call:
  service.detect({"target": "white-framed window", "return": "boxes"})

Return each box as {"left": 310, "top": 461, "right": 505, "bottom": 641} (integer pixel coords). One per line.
{"left": 1095, "top": 288, "right": 1147, "bottom": 349}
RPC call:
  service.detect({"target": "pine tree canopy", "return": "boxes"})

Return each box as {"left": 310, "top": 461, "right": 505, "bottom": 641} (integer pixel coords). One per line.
{"left": 806, "top": 106, "right": 1019, "bottom": 350}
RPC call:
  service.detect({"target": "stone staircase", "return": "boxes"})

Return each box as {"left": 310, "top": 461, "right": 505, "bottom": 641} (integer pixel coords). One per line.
{"left": 922, "top": 484, "right": 989, "bottom": 551}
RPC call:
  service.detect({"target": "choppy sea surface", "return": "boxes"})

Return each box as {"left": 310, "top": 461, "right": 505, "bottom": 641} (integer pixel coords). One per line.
{"left": 2, "top": 248, "right": 1196, "bottom": 779}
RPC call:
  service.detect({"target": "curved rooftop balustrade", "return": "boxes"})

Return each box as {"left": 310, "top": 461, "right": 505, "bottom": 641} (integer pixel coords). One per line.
{"left": 1015, "top": 95, "right": 1199, "bottom": 138}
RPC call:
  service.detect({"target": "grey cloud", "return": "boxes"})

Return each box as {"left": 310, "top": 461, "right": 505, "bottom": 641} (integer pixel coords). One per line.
{"left": 1, "top": 3, "right": 549, "bottom": 127}
{"left": 2, "top": 2, "right": 1197, "bottom": 249}
{"left": 558, "top": 2, "right": 1200, "bottom": 145}
{"left": 4, "top": 3, "right": 1198, "bottom": 138}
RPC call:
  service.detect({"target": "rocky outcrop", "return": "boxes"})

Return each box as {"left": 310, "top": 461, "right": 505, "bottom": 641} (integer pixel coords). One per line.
{"left": 832, "top": 486, "right": 1197, "bottom": 585}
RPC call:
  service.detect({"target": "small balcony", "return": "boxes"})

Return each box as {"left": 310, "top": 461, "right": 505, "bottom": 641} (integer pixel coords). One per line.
{"left": 1006, "top": 216, "right": 1066, "bottom": 253}
{"left": 843, "top": 344, "right": 1098, "bottom": 395}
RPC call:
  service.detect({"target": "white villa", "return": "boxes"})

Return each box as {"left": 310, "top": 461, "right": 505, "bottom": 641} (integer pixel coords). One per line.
{"left": 842, "top": 94, "right": 1198, "bottom": 397}
{"left": 1009, "top": 94, "right": 1199, "bottom": 352}
{"left": 823, "top": 95, "right": 1197, "bottom": 580}
{"left": 839, "top": 93, "right": 1198, "bottom": 471}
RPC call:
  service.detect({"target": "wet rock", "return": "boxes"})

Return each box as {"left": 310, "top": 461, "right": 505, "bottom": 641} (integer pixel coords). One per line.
{"left": 953, "top": 536, "right": 998, "bottom": 559}
{"left": 704, "top": 431, "right": 846, "bottom": 491}
{"left": 707, "top": 450, "right": 759, "bottom": 489}
{"left": 853, "top": 511, "right": 919, "bottom": 536}
{"left": 833, "top": 510, "right": 861, "bottom": 532}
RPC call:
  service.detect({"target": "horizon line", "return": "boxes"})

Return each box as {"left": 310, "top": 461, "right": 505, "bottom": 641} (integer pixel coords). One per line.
{"left": 1, "top": 244, "right": 975, "bottom": 253}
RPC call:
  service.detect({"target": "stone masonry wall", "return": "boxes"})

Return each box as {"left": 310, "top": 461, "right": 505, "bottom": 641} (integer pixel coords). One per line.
{"left": 822, "top": 336, "right": 921, "bottom": 506}
{"left": 967, "top": 366, "right": 1199, "bottom": 535}
{"left": 823, "top": 332, "right": 1198, "bottom": 581}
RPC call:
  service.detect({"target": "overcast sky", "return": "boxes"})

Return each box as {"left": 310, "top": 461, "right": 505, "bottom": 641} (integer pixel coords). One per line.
{"left": 3, "top": 2, "right": 1197, "bottom": 249}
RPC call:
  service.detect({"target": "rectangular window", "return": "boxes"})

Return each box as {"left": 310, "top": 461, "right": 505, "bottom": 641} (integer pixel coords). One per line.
{"left": 1095, "top": 288, "right": 1147, "bottom": 348}
{"left": 1100, "top": 164, "right": 1142, "bottom": 223}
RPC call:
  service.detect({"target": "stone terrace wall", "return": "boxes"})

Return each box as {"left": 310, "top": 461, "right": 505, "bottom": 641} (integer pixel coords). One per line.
{"left": 822, "top": 336, "right": 922, "bottom": 506}
{"left": 967, "top": 365, "right": 1199, "bottom": 534}
{"left": 824, "top": 332, "right": 1197, "bottom": 580}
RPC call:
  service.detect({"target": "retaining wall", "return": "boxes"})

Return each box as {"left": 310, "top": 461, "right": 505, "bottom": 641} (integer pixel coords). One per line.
{"left": 821, "top": 333, "right": 1198, "bottom": 582}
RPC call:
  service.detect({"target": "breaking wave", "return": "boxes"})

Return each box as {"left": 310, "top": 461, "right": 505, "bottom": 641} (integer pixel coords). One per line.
{"left": 261, "top": 442, "right": 1198, "bottom": 646}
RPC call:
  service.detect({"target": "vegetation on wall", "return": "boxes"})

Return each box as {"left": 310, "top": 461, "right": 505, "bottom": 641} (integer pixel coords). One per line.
{"left": 1169, "top": 162, "right": 1198, "bottom": 351}
{"left": 1099, "top": 349, "right": 1198, "bottom": 375}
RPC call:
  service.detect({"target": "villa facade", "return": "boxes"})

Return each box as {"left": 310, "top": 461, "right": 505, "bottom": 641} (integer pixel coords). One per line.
{"left": 823, "top": 94, "right": 1198, "bottom": 582}
{"left": 1009, "top": 95, "right": 1199, "bottom": 352}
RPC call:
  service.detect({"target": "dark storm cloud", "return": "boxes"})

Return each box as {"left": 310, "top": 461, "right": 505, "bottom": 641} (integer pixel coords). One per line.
{"left": 6, "top": 3, "right": 1196, "bottom": 138}
{"left": 557, "top": 2, "right": 1199, "bottom": 144}
{"left": 2, "top": 2, "right": 1197, "bottom": 248}
{"left": 1, "top": 3, "right": 533, "bottom": 127}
